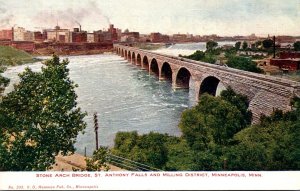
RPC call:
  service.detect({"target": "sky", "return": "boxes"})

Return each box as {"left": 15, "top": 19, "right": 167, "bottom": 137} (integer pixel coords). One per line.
{"left": 0, "top": 0, "right": 299, "bottom": 36}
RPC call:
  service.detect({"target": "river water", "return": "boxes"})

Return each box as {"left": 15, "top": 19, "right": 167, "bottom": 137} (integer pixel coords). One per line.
{"left": 3, "top": 49, "right": 199, "bottom": 156}
{"left": 151, "top": 41, "right": 236, "bottom": 56}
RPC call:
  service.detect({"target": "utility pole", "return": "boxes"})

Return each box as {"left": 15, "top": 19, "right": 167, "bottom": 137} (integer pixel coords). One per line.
{"left": 273, "top": 36, "right": 276, "bottom": 58}
{"left": 93, "top": 112, "right": 99, "bottom": 150}
{"left": 223, "top": 159, "right": 227, "bottom": 170}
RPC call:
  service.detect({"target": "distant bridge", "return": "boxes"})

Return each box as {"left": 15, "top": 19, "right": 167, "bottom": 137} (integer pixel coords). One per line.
{"left": 114, "top": 44, "right": 300, "bottom": 123}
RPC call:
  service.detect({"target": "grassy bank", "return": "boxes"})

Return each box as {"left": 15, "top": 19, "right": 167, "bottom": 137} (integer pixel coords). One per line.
{"left": 0, "top": 46, "right": 40, "bottom": 66}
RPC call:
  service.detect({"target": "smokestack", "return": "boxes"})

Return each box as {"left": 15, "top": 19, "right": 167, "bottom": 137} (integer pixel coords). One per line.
{"left": 11, "top": 26, "right": 14, "bottom": 41}
{"left": 273, "top": 36, "right": 276, "bottom": 58}
{"left": 80, "top": 25, "right": 81, "bottom": 32}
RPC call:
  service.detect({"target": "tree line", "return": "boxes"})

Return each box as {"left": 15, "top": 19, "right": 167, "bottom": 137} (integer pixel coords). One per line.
{"left": 111, "top": 88, "right": 300, "bottom": 171}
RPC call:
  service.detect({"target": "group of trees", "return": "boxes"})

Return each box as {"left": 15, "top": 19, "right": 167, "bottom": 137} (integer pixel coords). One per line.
{"left": 226, "top": 56, "right": 263, "bottom": 73}
{"left": 112, "top": 88, "right": 300, "bottom": 170}
{"left": 0, "top": 55, "right": 87, "bottom": 170}
{"left": 181, "top": 50, "right": 217, "bottom": 64}
{"left": 181, "top": 40, "right": 263, "bottom": 73}
{"left": 235, "top": 39, "right": 300, "bottom": 52}
{"left": 234, "top": 41, "right": 249, "bottom": 50}
{"left": 110, "top": 88, "right": 250, "bottom": 170}
{"left": 235, "top": 39, "right": 273, "bottom": 51}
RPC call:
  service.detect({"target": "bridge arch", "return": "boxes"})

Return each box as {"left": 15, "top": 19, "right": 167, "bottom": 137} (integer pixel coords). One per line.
{"left": 132, "top": 52, "right": 136, "bottom": 64}
{"left": 150, "top": 58, "right": 159, "bottom": 76}
{"left": 125, "top": 50, "right": 127, "bottom": 59}
{"left": 143, "top": 56, "right": 149, "bottom": 71}
{"left": 199, "top": 76, "right": 223, "bottom": 97}
{"left": 136, "top": 54, "right": 142, "bottom": 66}
{"left": 121, "top": 49, "right": 124, "bottom": 57}
{"left": 128, "top": 51, "right": 131, "bottom": 62}
{"left": 161, "top": 62, "right": 172, "bottom": 81}
{"left": 176, "top": 67, "right": 191, "bottom": 88}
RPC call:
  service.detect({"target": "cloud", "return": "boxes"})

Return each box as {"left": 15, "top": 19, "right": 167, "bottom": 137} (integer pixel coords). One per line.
{"left": 0, "top": 4, "right": 14, "bottom": 28}
{"left": 0, "top": 0, "right": 299, "bottom": 35}
{"left": 32, "top": 0, "right": 110, "bottom": 31}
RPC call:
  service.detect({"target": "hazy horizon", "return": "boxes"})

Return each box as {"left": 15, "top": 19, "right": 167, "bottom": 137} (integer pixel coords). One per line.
{"left": 0, "top": 0, "right": 299, "bottom": 36}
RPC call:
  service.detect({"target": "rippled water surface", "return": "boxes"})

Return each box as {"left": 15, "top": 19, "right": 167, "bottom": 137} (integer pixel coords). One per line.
{"left": 3, "top": 53, "right": 196, "bottom": 156}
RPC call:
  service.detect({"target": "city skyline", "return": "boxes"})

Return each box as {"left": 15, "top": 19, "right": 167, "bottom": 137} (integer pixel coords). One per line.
{"left": 0, "top": 0, "right": 299, "bottom": 36}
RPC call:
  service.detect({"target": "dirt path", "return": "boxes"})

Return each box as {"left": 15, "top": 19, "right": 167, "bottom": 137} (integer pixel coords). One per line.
{"left": 51, "top": 153, "right": 124, "bottom": 171}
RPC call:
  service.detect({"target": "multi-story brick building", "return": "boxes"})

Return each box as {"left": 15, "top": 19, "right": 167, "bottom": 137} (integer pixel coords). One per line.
{"left": 270, "top": 51, "right": 300, "bottom": 71}
{"left": 0, "top": 29, "right": 13, "bottom": 40}
{"left": 23, "top": 31, "right": 34, "bottom": 41}
{"left": 71, "top": 28, "right": 87, "bottom": 43}
{"left": 108, "top": 24, "right": 118, "bottom": 42}
{"left": 13, "top": 27, "right": 26, "bottom": 41}
{"left": 34, "top": 31, "right": 44, "bottom": 42}
{"left": 172, "top": 34, "right": 188, "bottom": 42}
{"left": 121, "top": 31, "right": 139, "bottom": 42}
{"left": 150, "top": 33, "right": 162, "bottom": 43}
{"left": 94, "top": 30, "right": 112, "bottom": 42}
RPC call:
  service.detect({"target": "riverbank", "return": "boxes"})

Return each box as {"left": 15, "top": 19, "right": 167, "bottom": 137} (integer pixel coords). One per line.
{"left": 51, "top": 153, "right": 124, "bottom": 171}
{"left": 0, "top": 46, "right": 41, "bottom": 66}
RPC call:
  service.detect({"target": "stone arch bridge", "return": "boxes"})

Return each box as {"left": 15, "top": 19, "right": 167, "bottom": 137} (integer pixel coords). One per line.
{"left": 114, "top": 44, "right": 300, "bottom": 123}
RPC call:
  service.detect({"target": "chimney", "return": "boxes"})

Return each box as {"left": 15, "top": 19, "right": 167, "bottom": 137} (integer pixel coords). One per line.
{"left": 80, "top": 25, "right": 81, "bottom": 32}
{"left": 11, "top": 27, "right": 14, "bottom": 41}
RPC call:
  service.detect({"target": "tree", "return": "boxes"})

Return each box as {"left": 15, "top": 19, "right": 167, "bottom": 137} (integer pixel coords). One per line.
{"left": 112, "top": 131, "right": 169, "bottom": 169}
{"left": 0, "top": 55, "right": 86, "bottom": 170}
{"left": 255, "top": 40, "right": 263, "bottom": 49}
{"left": 242, "top": 41, "right": 248, "bottom": 50}
{"left": 226, "top": 56, "right": 263, "bottom": 73}
{"left": 293, "top": 41, "right": 300, "bottom": 51}
{"left": 225, "top": 142, "right": 268, "bottom": 170}
{"left": 262, "top": 39, "right": 273, "bottom": 49}
{"left": 225, "top": 99, "right": 300, "bottom": 171}
{"left": 113, "top": 131, "right": 139, "bottom": 156}
{"left": 0, "top": 66, "right": 9, "bottom": 97}
{"left": 235, "top": 41, "right": 241, "bottom": 50}
{"left": 182, "top": 50, "right": 205, "bottom": 61}
{"left": 182, "top": 50, "right": 217, "bottom": 64}
{"left": 206, "top": 40, "right": 218, "bottom": 51}
{"left": 164, "top": 138, "right": 194, "bottom": 171}
{"left": 226, "top": 119, "right": 300, "bottom": 170}
{"left": 86, "top": 147, "right": 110, "bottom": 171}
{"left": 220, "top": 87, "right": 252, "bottom": 127}
{"left": 137, "top": 132, "right": 168, "bottom": 168}
{"left": 179, "top": 93, "right": 246, "bottom": 149}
